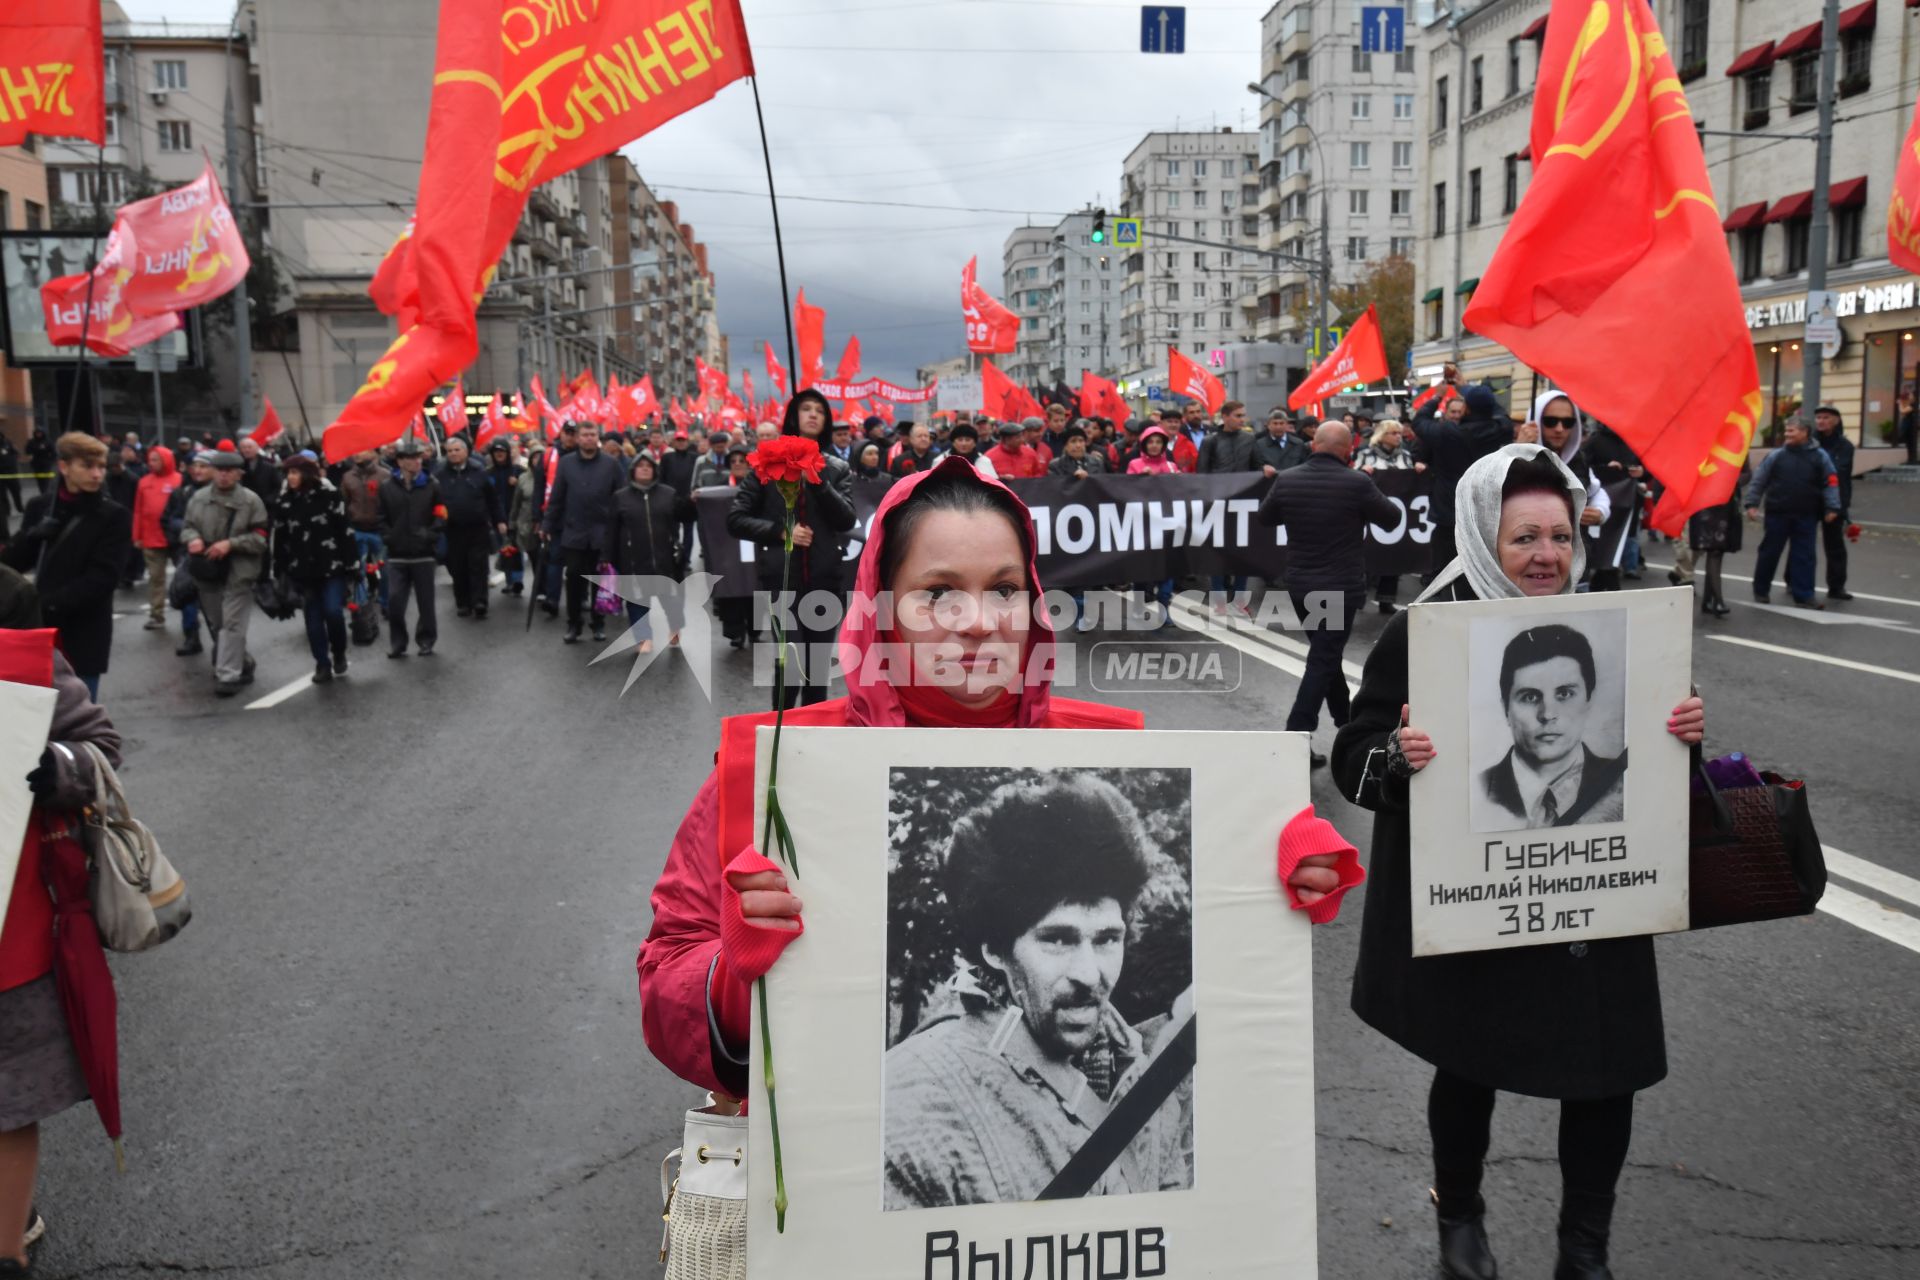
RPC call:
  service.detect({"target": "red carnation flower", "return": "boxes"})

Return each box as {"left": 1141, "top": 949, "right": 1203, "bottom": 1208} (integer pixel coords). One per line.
{"left": 749, "top": 435, "right": 826, "bottom": 486}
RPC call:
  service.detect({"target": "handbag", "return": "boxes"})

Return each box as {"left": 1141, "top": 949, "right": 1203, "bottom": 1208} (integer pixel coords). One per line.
{"left": 252, "top": 574, "right": 298, "bottom": 621}
{"left": 78, "top": 743, "right": 191, "bottom": 952}
{"left": 185, "top": 507, "right": 238, "bottom": 586}
{"left": 166, "top": 561, "right": 199, "bottom": 610}
{"left": 592, "top": 561, "right": 623, "bottom": 616}
{"left": 1687, "top": 747, "right": 1826, "bottom": 930}
{"left": 659, "top": 1097, "right": 747, "bottom": 1280}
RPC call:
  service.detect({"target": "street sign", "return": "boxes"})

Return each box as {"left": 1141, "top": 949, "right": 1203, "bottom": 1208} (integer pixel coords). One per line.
{"left": 131, "top": 341, "right": 179, "bottom": 373}
{"left": 1360, "top": 6, "right": 1406, "bottom": 55}
{"left": 937, "top": 373, "right": 983, "bottom": 413}
{"left": 1804, "top": 288, "right": 1842, "bottom": 358}
{"left": 1112, "top": 217, "right": 1143, "bottom": 247}
{"left": 1140, "top": 5, "right": 1186, "bottom": 54}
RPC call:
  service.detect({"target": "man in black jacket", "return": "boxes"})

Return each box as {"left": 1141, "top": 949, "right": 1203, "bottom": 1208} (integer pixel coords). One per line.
{"left": 237, "top": 433, "right": 282, "bottom": 505}
{"left": 1812, "top": 405, "right": 1855, "bottom": 602}
{"left": 1, "top": 433, "right": 132, "bottom": 700}
{"left": 1256, "top": 424, "right": 1400, "bottom": 763}
{"left": 436, "top": 435, "right": 504, "bottom": 619}
{"left": 378, "top": 438, "right": 446, "bottom": 656}
{"left": 657, "top": 430, "right": 701, "bottom": 576}
{"left": 1251, "top": 409, "right": 1305, "bottom": 477}
{"left": 542, "top": 422, "right": 626, "bottom": 643}
{"left": 1414, "top": 385, "right": 1509, "bottom": 582}
{"left": 1200, "top": 401, "right": 1257, "bottom": 614}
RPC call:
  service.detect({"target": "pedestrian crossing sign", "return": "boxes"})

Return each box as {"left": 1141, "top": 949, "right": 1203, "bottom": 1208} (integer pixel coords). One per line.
{"left": 1112, "top": 217, "right": 1143, "bottom": 247}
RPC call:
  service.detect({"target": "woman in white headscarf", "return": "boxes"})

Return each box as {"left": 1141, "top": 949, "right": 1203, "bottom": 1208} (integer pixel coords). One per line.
{"left": 1332, "top": 445, "right": 1704, "bottom": 1280}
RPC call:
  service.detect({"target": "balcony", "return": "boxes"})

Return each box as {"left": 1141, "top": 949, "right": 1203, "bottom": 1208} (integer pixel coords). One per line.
{"left": 1279, "top": 170, "right": 1311, "bottom": 202}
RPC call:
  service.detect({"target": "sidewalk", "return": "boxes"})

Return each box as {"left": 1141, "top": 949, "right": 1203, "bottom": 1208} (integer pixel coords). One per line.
{"left": 1849, "top": 482, "right": 1920, "bottom": 533}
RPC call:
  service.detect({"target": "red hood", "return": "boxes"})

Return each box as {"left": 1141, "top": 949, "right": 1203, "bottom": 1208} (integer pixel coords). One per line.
{"left": 838, "top": 453, "right": 1058, "bottom": 728}
{"left": 144, "top": 446, "right": 177, "bottom": 478}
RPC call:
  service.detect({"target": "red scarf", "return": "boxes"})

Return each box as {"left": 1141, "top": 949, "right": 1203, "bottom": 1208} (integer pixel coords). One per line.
{"left": 894, "top": 678, "right": 1017, "bottom": 728}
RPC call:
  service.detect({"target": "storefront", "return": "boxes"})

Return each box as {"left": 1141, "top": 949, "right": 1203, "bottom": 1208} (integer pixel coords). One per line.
{"left": 1744, "top": 276, "right": 1919, "bottom": 447}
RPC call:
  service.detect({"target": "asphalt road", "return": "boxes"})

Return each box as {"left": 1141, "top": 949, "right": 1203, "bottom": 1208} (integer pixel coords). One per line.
{"left": 26, "top": 518, "right": 1920, "bottom": 1279}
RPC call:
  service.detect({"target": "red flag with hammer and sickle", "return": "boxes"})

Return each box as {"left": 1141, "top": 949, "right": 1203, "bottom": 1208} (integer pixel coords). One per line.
{"left": 1890, "top": 89, "right": 1920, "bottom": 274}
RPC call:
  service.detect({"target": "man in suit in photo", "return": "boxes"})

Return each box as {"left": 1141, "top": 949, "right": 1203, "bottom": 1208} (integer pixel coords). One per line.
{"left": 1479, "top": 624, "right": 1626, "bottom": 831}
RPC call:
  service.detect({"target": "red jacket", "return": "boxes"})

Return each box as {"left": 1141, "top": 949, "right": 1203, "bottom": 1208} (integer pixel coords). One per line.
{"left": 1170, "top": 431, "right": 1199, "bottom": 474}
{"left": 982, "top": 441, "right": 1047, "bottom": 479}
{"left": 130, "top": 446, "right": 179, "bottom": 549}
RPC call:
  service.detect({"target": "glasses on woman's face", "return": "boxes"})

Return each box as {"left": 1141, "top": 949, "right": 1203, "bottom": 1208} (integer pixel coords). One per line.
{"left": 1540, "top": 415, "right": 1576, "bottom": 429}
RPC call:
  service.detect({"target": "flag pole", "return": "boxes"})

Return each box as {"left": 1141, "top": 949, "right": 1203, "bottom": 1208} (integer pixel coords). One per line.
{"left": 748, "top": 76, "right": 798, "bottom": 377}
{"left": 64, "top": 142, "right": 110, "bottom": 432}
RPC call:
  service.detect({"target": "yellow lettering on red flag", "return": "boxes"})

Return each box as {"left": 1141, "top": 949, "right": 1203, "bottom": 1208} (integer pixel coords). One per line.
{"left": 0, "top": 3, "right": 105, "bottom": 145}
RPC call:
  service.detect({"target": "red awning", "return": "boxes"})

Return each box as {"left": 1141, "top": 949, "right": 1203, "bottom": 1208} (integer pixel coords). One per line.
{"left": 1724, "top": 41, "right": 1775, "bottom": 77}
{"left": 1838, "top": 0, "right": 1877, "bottom": 33}
{"left": 1774, "top": 21, "right": 1821, "bottom": 59}
{"left": 1722, "top": 201, "right": 1768, "bottom": 231}
{"left": 1828, "top": 176, "right": 1868, "bottom": 209}
{"left": 1521, "top": 15, "right": 1548, "bottom": 39}
{"left": 1765, "top": 189, "right": 1813, "bottom": 223}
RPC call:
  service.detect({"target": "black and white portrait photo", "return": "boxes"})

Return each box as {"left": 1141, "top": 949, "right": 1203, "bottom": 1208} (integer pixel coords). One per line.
{"left": 1469, "top": 612, "right": 1630, "bottom": 834}
{"left": 881, "top": 766, "right": 1195, "bottom": 1211}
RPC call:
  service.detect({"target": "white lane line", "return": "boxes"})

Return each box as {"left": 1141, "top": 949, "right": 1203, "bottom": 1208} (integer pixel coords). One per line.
{"left": 244, "top": 673, "right": 313, "bottom": 710}
{"left": 1825, "top": 846, "right": 1920, "bottom": 912}
{"left": 1817, "top": 882, "right": 1920, "bottom": 955}
{"left": 1168, "top": 606, "right": 1307, "bottom": 679}
{"left": 1647, "top": 560, "right": 1920, "bottom": 611}
{"left": 1705, "top": 634, "right": 1920, "bottom": 685}
{"left": 1168, "top": 596, "right": 1365, "bottom": 686}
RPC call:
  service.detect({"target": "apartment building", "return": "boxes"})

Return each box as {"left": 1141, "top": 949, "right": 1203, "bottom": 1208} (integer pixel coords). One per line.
{"left": 1043, "top": 209, "right": 1126, "bottom": 387}
{"left": 1001, "top": 225, "right": 1054, "bottom": 389}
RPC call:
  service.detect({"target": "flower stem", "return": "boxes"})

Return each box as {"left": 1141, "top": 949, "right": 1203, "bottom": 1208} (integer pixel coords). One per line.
{"left": 759, "top": 500, "right": 799, "bottom": 1233}
{"left": 757, "top": 975, "right": 789, "bottom": 1231}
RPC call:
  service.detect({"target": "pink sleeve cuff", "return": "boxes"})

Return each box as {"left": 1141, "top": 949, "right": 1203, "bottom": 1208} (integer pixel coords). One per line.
{"left": 719, "top": 847, "right": 804, "bottom": 983}
{"left": 1276, "top": 805, "right": 1366, "bottom": 925}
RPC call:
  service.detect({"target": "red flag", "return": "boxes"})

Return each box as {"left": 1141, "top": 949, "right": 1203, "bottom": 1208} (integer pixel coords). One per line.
{"left": 252, "top": 397, "right": 286, "bottom": 447}
{"left": 1168, "top": 346, "right": 1225, "bottom": 414}
{"left": 633, "top": 374, "right": 661, "bottom": 424}
{"left": 1080, "top": 371, "right": 1129, "bottom": 424}
{"left": 323, "top": 0, "right": 756, "bottom": 462}
{"left": 1289, "top": 304, "right": 1389, "bottom": 411}
{"left": 116, "top": 161, "right": 251, "bottom": 317}
{"left": 696, "top": 356, "right": 728, "bottom": 404}
{"left": 40, "top": 224, "right": 182, "bottom": 357}
{"left": 795, "top": 288, "right": 826, "bottom": 389}
{"left": 961, "top": 256, "right": 1019, "bottom": 354}
{"left": 981, "top": 359, "right": 1043, "bottom": 422}
{"left": 764, "top": 341, "right": 791, "bottom": 399}
{"left": 833, "top": 335, "right": 861, "bottom": 383}
{"left": 741, "top": 367, "right": 757, "bottom": 411}
{"left": 874, "top": 400, "right": 896, "bottom": 425}
{"left": 438, "top": 380, "right": 468, "bottom": 434}
{"left": 476, "top": 393, "right": 508, "bottom": 450}
{"left": 0, "top": 1, "right": 106, "bottom": 146}
{"left": 668, "top": 398, "right": 692, "bottom": 432}
{"left": 1462, "top": 0, "right": 1761, "bottom": 535}
{"left": 369, "top": 218, "right": 416, "bottom": 327}
{"left": 1410, "top": 382, "right": 1458, "bottom": 415}
{"left": 1891, "top": 90, "right": 1920, "bottom": 273}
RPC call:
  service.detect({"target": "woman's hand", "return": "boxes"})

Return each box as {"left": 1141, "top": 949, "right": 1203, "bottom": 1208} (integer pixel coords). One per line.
{"left": 1666, "top": 695, "right": 1704, "bottom": 744}
{"left": 790, "top": 522, "right": 814, "bottom": 549}
{"left": 727, "top": 864, "right": 803, "bottom": 931}
{"left": 1397, "top": 704, "right": 1436, "bottom": 771}
{"left": 1580, "top": 507, "right": 1604, "bottom": 527}
{"left": 1287, "top": 854, "right": 1341, "bottom": 907}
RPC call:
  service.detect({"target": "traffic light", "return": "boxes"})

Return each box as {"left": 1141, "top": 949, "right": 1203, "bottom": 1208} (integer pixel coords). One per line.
{"left": 1090, "top": 208, "right": 1107, "bottom": 245}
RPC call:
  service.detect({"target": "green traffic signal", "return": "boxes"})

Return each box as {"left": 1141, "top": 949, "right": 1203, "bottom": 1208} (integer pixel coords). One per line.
{"left": 1090, "top": 228, "right": 1106, "bottom": 244}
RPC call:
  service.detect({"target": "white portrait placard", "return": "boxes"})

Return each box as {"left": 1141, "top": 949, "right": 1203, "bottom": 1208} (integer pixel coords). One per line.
{"left": 749, "top": 727, "right": 1318, "bottom": 1280}
{"left": 0, "top": 679, "right": 58, "bottom": 940}
{"left": 1407, "top": 588, "right": 1693, "bottom": 956}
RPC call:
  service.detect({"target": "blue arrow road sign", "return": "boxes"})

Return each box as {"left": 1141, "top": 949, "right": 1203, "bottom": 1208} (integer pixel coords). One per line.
{"left": 1141, "top": 6, "right": 1186, "bottom": 54}
{"left": 1360, "top": 7, "right": 1405, "bottom": 55}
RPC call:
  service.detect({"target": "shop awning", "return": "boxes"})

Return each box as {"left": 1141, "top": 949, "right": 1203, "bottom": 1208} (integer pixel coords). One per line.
{"left": 1828, "top": 176, "right": 1868, "bottom": 209}
{"left": 1722, "top": 201, "right": 1768, "bottom": 231}
{"left": 1764, "top": 189, "right": 1813, "bottom": 223}
{"left": 1455, "top": 277, "right": 1480, "bottom": 295}
{"left": 1724, "top": 41, "right": 1775, "bottom": 77}
{"left": 1839, "top": 0, "right": 1877, "bottom": 34}
{"left": 1420, "top": 286, "right": 1445, "bottom": 304}
{"left": 1773, "top": 21, "right": 1821, "bottom": 60}
{"left": 1521, "top": 14, "right": 1549, "bottom": 39}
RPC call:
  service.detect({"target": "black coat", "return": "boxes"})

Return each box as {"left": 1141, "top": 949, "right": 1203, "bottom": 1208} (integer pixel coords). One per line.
{"left": 1255, "top": 453, "right": 1400, "bottom": 590}
{"left": 542, "top": 449, "right": 627, "bottom": 550}
{"left": 606, "top": 483, "right": 693, "bottom": 580}
{"left": 657, "top": 447, "right": 700, "bottom": 498}
{"left": 726, "top": 454, "right": 857, "bottom": 593}
{"left": 1197, "top": 427, "right": 1255, "bottom": 474}
{"left": 435, "top": 457, "right": 503, "bottom": 529}
{"left": 1815, "top": 427, "right": 1854, "bottom": 512}
{"left": 1, "top": 488, "right": 132, "bottom": 677}
{"left": 1687, "top": 465, "right": 1746, "bottom": 554}
{"left": 272, "top": 480, "right": 361, "bottom": 583}
{"left": 1330, "top": 587, "right": 1667, "bottom": 1100}
{"left": 1251, "top": 430, "right": 1307, "bottom": 474}
{"left": 376, "top": 471, "right": 445, "bottom": 560}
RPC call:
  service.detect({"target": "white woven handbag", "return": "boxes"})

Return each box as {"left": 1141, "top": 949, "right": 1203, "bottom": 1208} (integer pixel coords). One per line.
{"left": 660, "top": 1097, "right": 748, "bottom": 1280}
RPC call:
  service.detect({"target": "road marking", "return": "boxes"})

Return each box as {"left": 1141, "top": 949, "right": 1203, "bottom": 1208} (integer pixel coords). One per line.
{"left": 1816, "top": 883, "right": 1920, "bottom": 955}
{"left": 1743, "top": 601, "right": 1915, "bottom": 630}
{"left": 245, "top": 673, "right": 314, "bottom": 710}
{"left": 1705, "top": 634, "right": 1920, "bottom": 685}
{"left": 1168, "top": 596, "right": 1365, "bottom": 686}
{"left": 1166, "top": 604, "right": 1305, "bottom": 679}
{"left": 1648, "top": 561, "right": 1920, "bottom": 611}
{"left": 1825, "top": 846, "right": 1920, "bottom": 911}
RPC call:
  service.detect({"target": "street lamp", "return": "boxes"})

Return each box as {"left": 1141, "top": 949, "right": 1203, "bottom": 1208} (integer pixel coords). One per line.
{"left": 1247, "top": 82, "right": 1332, "bottom": 360}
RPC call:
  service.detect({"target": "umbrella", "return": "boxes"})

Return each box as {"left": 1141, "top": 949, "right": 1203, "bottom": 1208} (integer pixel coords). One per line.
{"left": 39, "top": 812, "right": 124, "bottom": 1169}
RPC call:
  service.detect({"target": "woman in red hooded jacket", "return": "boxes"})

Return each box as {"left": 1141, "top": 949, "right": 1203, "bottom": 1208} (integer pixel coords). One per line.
{"left": 637, "top": 454, "right": 1358, "bottom": 1100}
{"left": 130, "top": 445, "right": 180, "bottom": 631}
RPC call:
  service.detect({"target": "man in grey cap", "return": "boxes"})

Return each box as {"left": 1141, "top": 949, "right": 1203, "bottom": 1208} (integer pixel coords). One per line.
{"left": 984, "top": 418, "right": 1046, "bottom": 478}
{"left": 182, "top": 447, "right": 271, "bottom": 694}
{"left": 379, "top": 437, "right": 445, "bottom": 656}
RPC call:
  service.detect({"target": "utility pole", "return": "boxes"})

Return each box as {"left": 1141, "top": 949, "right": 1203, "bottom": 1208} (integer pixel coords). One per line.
{"left": 1450, "top": 13, "right": 1468, "bottom": 362}
{"left": 222, "top": 21, "right": 253, "bottom": 428}
{"left": 1316, "top": 186, "right": 1331, "bottom": 360}
{"left": 1801, "top": 0, "right": 1840, "bottom": 416}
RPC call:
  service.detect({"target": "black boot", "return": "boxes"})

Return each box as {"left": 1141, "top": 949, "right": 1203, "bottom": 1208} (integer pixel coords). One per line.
{"left": 1553, "top": 1191, "right": 1615, "bottom": 1280}
{"left": 1434, "top": 1191, "right": 1499, "bottom": 1280}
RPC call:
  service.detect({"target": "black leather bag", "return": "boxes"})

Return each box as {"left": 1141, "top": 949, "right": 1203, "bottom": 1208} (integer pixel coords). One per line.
{"left": 185, "top": 508, "right": 237, "bottom": 586}
{"left": 1688, "top": 750, "right": 1826, "bottom": 930}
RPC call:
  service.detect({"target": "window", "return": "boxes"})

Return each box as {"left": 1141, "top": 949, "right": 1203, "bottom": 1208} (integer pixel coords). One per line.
{"left": 1193, "top": 252, "right": 1207, "bottom": 269}
{"left": 1433, "top": 182, "right": 1447, "bottom": 235}
{"left": 1393, "top": 140, "right": 1413, "bottom": 169}
{"left": 1166, "top": 160, "right": 1181, "bottom": 177}
{"left": 1393, "top": 93, "right": 1414, "bottom": 120}
{"left": 157, "top": 119, "right": 192, "bottom": 151}
{"left": 1789, "top": 54, "right": 1817, "bottom": 114}
{"left": 1081, "top": 324, "right": 1092, "bottom": 336}
{"left": 1470, "top": 57, "right": 1484, "bottom": 115}
{"left": 1427, "top": 294, "right": 1444, "bottom": 340}
{"left": 1219, "top": 311, "right": 1232, "bottom": 329}
{"left": 1680, "top": 0, "right": 1709, "bottom": 78}
{"left": 1834, "top": 205, "right": 1863, "bottom": 264}
{"left": 1194, "top": 282, "right": 1208, "bottom": 300}
{"left": 1737, "top": 227, "right": 1763, "bottom": 283}
{"left": 1220, "top": 219, "right": 1233, "bottom": 237}
{"left": 1390, "top": 235, "right": 1414, "bottom": 257}
{"left": 1349, "top": 189, "right": 1369, "bottom": 216}
{"left": 1346, "top": 236, "right": 1368, "bottom": 261}
{"left": 1395, "top": 47, "right": 1415, "bottom": 74}
{"left": 1503, "top": 155, "right": 1518, "bottom": 214}
{"left": 1506, "top": 40, "right": 1522, "bottom": 97}
{"left": 1785, "top": 217, "right": 1810, "bottom": 272}
{"left": 24, "top": 200, "right": 44, "bottom": 230}
{"left": 1220, "top": 251, "right": 1232, "bottom": 267}
{"left": 1166, "top": 282, "right": 1181, "bottom": 301}
{"left": 1436, "top": 76, "right": 1449, "bottom": 129}
{"left": 1026, "top": 290, "right": 1044, "bottom": 306}
{"left": 1841, "top": 32, "right": 1872, "bottom": 95}
{"left": 1744, "top": 70, "right": 1771, "bottom": 129}
{"left": 1351, "top": 45, "right": 1372, "bottom": 74}
{"left": 1165, "top": 253, "right": 1177, "bottom": 270}
{"left": 1243, "top": 155, "right": 1256, "bottom": 174}
{"left": 1193, "top": 159, "right": 1208, "bottom": 177}
{"left": 1390, "top": 188, "right": 1411, "bottom": 216}
{"left": 1168, "top": 191, "right": 1183, "bottom": 211}
{"left": 102, "top": 112, "right": 118, "bottom": 145}
{"left": 153, "top": 59, "right": 187, "bottom": 90}
{"left": 1079, "top": 301, "right": 1091, "bottom": 314}
{"left": 1351, "top": 95, "right": 1371, "bottom": 121}
{"left": 1192, "top": 312, "right": 1206, "bottom": 330}
{"left": 1350, "top": 141, "right": 1371, "bottom": 169}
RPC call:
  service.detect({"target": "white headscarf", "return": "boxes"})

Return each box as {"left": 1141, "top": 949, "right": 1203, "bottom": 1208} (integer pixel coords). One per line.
{"left": 1531, "top": 389, "right": 1611, "bottom": 525}
{"left": 1417, "top": 443, "right": 1588, "bottom": 603}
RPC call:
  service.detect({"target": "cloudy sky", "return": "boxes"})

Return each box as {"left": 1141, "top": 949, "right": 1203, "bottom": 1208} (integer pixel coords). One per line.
{"left": 122, "top": 0, "right": 1274, "bottom": 382}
